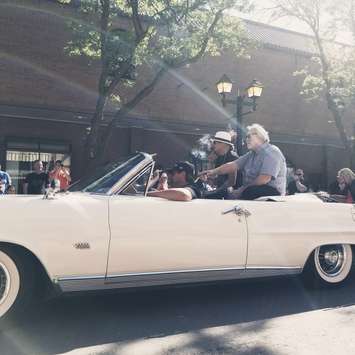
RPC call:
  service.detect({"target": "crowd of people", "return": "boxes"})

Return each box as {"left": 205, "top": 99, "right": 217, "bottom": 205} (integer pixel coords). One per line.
{"left": 1, "top": 123, "right": 355, "bottom": 203}
{"left": 0, "top": 159, "right": 71, "bottom": 195}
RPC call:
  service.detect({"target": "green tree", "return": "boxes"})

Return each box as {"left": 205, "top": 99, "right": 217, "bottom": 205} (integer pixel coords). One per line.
{"left": 61, "top": 0, "right": 253, "bottom": 168}
{"left": 267, "top": 0, "right": 355, "bottom": 163}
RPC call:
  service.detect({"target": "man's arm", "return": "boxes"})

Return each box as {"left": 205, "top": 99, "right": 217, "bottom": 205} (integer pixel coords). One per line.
{"left": 201, "top": 161, "right": 238, "bottom": 178}
{"left": 241, "top": 174, "right": 272, "bottom": 192}
{"left": 63, "top": 169, "right": 71, "bottom": 183}
{"left": 250, "top": 174, "right": 272, "bottom": 186}
{"left": 227, "top": 170, "right": 237, "bottom": 187}
{"left": 147, "top": 188, "right": 193, "bottom": 201}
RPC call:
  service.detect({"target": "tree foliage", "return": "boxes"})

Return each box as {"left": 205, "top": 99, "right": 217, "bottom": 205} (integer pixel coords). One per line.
{"left": 268, "top": 0, "right": 355, "bottom": 157}
{"left": 59, "top": 0, "right": 253, "bottom": 165}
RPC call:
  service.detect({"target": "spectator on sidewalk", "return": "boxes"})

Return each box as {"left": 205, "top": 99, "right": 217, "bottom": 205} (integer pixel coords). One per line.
{"left": 287, "top": 168, "right": 309, "bottom": 195}
{"left": 49, "top": 160, "right": 71, "bottom": 191}
{"left": 23, "top": 160, "right": 49, "bottom": 195}
{"left": 0, "top": 164, "right": 11, "bottom": 195}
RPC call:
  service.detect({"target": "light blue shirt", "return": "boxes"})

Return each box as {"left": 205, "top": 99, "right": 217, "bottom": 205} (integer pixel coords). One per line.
{"left": 236, "top": 143, "right": 287, "bottom": 195}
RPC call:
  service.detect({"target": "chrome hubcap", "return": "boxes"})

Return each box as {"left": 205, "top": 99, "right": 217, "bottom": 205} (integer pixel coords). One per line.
{"left": 316, "top": 245, "right": 345, "bottom": 277}
{"left": 0, "top": 262, "right": 10, "bottom": 306}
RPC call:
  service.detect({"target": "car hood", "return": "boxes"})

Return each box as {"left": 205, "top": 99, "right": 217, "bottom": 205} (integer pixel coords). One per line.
{"left": 0, "top": 193, "right": 72, "bottom": 206}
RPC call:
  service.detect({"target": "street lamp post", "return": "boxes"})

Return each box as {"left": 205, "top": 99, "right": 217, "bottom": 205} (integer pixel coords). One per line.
{"left": 216, "top": 75, "right": 263, "bottom": 155}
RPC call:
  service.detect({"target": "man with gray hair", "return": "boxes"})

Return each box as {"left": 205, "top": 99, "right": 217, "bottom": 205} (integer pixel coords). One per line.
{"left": 201, "top": 124, "right": 286, "bottom": 200}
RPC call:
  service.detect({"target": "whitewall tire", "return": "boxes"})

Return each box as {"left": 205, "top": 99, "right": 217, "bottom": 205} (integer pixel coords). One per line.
{"left": 0, "top": 247, "right": 36, "bottom": 323}
{"left": 303, "top": 244, "right": 353, "bottom": 287}
{"left": 0, "top": 250, "right": 20, "bottom": 319}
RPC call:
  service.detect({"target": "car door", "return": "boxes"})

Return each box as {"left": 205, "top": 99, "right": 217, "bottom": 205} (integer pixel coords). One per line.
{"left": 241, "top": 197, "right": 354, "bottom": 270}
{"left": 107, "top": 192, "right": 248, "bottom": 283}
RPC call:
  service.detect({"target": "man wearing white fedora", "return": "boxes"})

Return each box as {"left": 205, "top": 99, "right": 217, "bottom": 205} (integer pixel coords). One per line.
{"left": 210, "top": 131, "right": 240, "bottom": 190}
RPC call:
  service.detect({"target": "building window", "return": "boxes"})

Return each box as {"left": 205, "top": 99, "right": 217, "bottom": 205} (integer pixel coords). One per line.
{"left": 5, "top": 139, "right": 71, "bottom": 194}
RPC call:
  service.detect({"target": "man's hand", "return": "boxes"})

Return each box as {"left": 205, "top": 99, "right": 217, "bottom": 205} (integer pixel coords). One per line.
{"left": 152, "top": 169, "right": 162, "bottom": 180}
{"left": 228, "top": 186, "right": 245, "bottom": 199}
{"left": 199, "top": 169, "right": 218, "bottom": 179}
{"left": 157, "top": 173, "right": 168, "bottom": 191}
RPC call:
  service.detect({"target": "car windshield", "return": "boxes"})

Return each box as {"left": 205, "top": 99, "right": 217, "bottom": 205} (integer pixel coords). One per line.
{"left": 68, "top": 153, "right": 146, "bottom": 193}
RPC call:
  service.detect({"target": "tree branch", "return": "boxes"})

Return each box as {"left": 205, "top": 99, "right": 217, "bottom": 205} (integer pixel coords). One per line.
{"left": 128, "top": 0, "right": 145, "bottom": 42}
{"left": 98, "top": 0, "right": 110, "bottom": 94}
{"left": 100, "top": 66, "right": 168, "bottom": 156}
{"left": 172, "top": 7, "right": 225, "bottom": 68}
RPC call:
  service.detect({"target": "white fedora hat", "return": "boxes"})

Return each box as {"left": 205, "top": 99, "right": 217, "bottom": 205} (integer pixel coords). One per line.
{"left": 212, "top": 131, "right": 234, "bottom": 147}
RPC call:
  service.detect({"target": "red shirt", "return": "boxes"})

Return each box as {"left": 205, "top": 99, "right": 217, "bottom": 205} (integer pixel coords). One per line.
{"left": 49, "top": 169, "right": 71, "bottom": 190}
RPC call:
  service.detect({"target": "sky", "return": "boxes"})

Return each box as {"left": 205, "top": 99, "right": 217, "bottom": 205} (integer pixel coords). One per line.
{"left": 233, "top": 1, "right": 353, "bottom": 44}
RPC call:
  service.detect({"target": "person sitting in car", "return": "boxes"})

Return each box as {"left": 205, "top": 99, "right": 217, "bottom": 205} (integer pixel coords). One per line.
{"left": 330, "top": 168, "right": 355, "bottom": 203}
{"left": 147, "top": 161, "right": 201, "bottom": 201}
{"left": 287, "top": 168, "right": 309, "bottom": 195}
{"left": 200, "top": 124, "right": 287, "bottom": 200}
{"left": 210, "top": 131, "right": 239, "bottom": 189}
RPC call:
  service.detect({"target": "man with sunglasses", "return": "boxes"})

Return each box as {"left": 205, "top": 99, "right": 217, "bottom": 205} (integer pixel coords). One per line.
{"left": 147, "top": 161, "right": 202, "bottom": 201}
{"left": 200, "top": 124, "right": 286, "bottom": 200}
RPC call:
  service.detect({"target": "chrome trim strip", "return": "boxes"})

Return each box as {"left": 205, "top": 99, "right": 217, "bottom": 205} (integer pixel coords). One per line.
{"left": 107, "top": 267, "right": 245, "bottom": 279}
{"left": 56, "top": 267, "right": 303, "bottom": 293}
{"left": 57, "top": 275, "right": 105, "bottom": 281}
{"left": 57, "top": 266, "right": 301, "bottom": 281}
{"left": 247, "top": 266, "right": 301, "bottom": 270}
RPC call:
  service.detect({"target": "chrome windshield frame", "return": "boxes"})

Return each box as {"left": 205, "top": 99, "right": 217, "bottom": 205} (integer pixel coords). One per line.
{"left": 106, "top": 153, "right": 154, "bottom": 196}
{"left": 68, "top": 152, "right": 155, "bottom": 196}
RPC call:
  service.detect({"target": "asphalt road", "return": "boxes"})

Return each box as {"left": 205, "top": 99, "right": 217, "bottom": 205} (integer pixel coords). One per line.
{"left": 2, "top": 275, "right": 355, "bottom": 355}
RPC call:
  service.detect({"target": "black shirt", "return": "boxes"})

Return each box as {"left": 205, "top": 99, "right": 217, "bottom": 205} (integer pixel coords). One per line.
{"left": 287, "top": 179, "right": 309, "bottom": 195}
{"left": 25, "top": 172, "right": 49, "bottom": 194}
{"left": 214, "top": 150, "right": 240, "bottom": 188}
{"left": 328, "top": 181, "right": 347, "bottom": 195}
{"left": 185, "top": 183, "right": 202, "bottom": 199}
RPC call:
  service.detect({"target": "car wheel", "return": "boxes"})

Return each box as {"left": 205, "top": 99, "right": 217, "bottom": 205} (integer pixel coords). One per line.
{"left": 303, "top": 244, "right": 353, "bottom": 288}
{"left": 0, "top": 248, "right": 36, "bottom": 325}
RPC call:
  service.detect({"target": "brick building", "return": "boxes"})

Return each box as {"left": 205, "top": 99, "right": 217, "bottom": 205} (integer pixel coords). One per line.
{"left": 0, "top": 1, "right": 353, "bottom": 192}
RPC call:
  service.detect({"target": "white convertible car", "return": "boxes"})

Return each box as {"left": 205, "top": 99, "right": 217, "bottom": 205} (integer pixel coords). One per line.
{"left": 1, "top": 152, "right": 355, "bottom": 320}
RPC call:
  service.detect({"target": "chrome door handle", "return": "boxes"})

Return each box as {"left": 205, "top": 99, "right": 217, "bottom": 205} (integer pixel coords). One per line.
{"left": 222, "top": 207, "right": 237, "bottom": 215}
{"left": 222, "top": 206, "right": 251, "bottom": 217}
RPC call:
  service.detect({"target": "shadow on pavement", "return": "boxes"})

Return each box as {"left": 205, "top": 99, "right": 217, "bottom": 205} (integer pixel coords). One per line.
{"left": 1, "top": 275, "right": 355, "bottom": 354}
